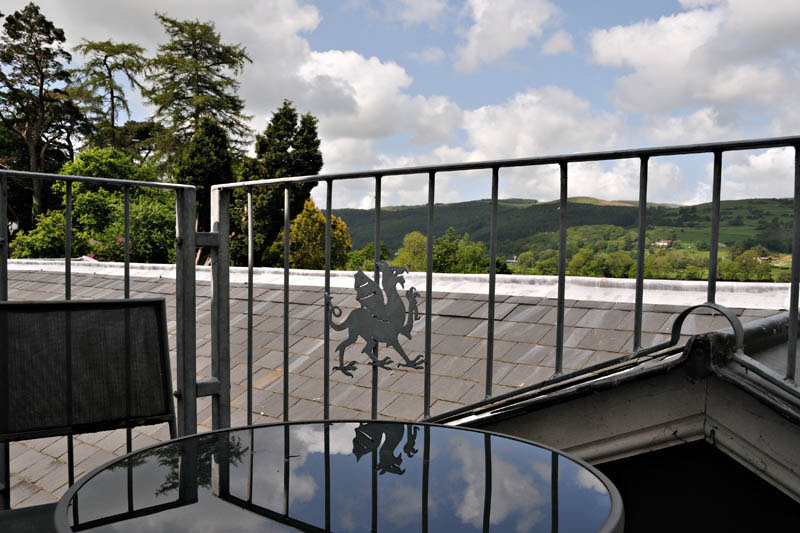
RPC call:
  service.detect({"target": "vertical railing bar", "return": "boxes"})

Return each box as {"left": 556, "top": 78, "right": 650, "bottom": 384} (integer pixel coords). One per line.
{"left": 371, "top": 451, "right": 378, "bottom": 533}
{"left": 176, "top": 188, "right": 198, "bottom": 435}
{"left": 372, "top": 175, "right": 382, "bottom": 420}
{"left": 0, "top": 173, "right": 7, "bottom": 510}
{"left": 633, "top": 157, "right": 648, "bottom": 351}
{"left": 424, "top": 172, "right": 435, "bottom": 417}
{"left": 485, "top": 168, "right": 499, "bottom": 399}
{"left": 247, "top": 192, "right": 254, "bottom": 426}
{"left": 283, "top": 185, "right": 290, "bottom": 422}
{"left": 0, "top": 172, "right": 7, "bottom": 302}
{"left": 324, "top": 180, "right": 333, "bottom": 419}
{"left": 65, "top": 180, "right": 75, "bottom": 488}
{"left": 787, "top": 146, "right": 800, "bottom": 382}
{"left": 124, "top": 186, "right": 132, "bottom": 457}
{"left": 556, "top": 163, "right": 568, "bottom": 375}
{"left": 482, "top": 433, "right": 492, "bottom": 532}
{"left": 707, "top": 150, "right": 723, "bottom": 304}
{"left": 124, "top": 187, "right": 130, "bottom": 299}
{"left": 65, "top": 181, "right": 72, "bottom": 300}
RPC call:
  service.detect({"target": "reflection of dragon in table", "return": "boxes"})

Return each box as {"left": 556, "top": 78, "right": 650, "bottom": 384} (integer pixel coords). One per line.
{"left": 327, "top": 262, "right": 423, "bottom": 376}
{"left": 352, "top": 422, "right": 420, "bottom": 475}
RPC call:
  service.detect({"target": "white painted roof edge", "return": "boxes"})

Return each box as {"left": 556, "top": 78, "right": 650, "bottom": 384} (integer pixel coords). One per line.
{"left": 8, "top": 257, "right": 791, "bottom": 310}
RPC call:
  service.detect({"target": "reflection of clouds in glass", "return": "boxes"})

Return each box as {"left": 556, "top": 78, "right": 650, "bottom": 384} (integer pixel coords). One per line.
{"left": 575, "top": 468, "right": 606, "bottom": 494}
{"left": 292, "top": 423, "right": 357, "bottom": 455}
{"left": 385, "top": 483, "right": 422, "bottom": 527}
{"left": 531, "top": 460, "right": 551, "bottom": 483}
{"left": 450, "top": 440, "right": 544, "bottom": 531}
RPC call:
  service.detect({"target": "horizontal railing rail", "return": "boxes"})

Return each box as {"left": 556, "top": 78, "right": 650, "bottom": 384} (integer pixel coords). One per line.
{"left": 0, "top": 169, "right": 198, "bottom": 510}
{"left": 210, "top": 135, "right": 800, "bottom": 427}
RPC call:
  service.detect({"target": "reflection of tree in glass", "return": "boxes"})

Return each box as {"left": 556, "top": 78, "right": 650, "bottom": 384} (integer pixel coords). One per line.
{"left": 109, "top": 433, "right": 247, "bottom": 497}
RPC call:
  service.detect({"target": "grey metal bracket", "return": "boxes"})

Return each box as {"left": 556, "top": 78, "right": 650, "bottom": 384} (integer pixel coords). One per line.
{"left": 196, "top": 232, "right": 220, "bottom": 248}
{"left": 196, "top": 378, "right": 221, "bottom": 397}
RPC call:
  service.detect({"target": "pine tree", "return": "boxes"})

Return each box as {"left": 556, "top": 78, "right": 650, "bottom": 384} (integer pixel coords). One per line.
{"left": 73, "top": 39, "right": 147, "bottom": 148}
{"left": 174, "top": 117, "right": 233, "bottom": 233}
{"left": 145, "top": 13, "right": 251, "bottom": 169}
{"left": 231, "top": 100, "right": 323, "bottom": 266}
{"left": 0, "top": 3, "right": 75, "bottom": 214}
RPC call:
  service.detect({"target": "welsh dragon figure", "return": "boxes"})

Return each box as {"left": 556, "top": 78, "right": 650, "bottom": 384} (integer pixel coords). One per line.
{"left": 326, "top": 261, "right": 423, "bottom": 376}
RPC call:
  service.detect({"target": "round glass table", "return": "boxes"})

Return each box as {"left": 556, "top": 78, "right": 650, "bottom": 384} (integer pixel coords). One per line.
{"left": 55, "top": 421, "right": 623, "bottom": 532}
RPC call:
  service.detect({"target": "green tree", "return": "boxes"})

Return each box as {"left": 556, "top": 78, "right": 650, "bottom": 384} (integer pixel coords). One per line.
{"left": 10, "top": 148, "right": 174, "bottom": 262}
{"left": 393, "top": 231, "right": 427, "bottom": 271}
{"left": 174, "top": 117, "right": 232, "bottom": 233}
{"left": 735, "top": 249, "right": 771, "bottom": 281}
{"left": 268, "top": 198, "right": 351, "bottom": 269}
{"left": 346, "top": 241, "right": 391, "bottom": 271}
{"left": 145, "top": 12, "right": 252, "bottom": 164}
{"left": 73, "top": 39, "right": 147, "bottom": 148}
{"left": 0, "top": 3, "right": 75, "bottom": 213}
{"left": 230, "top": 101, "right": 323, "bottom": 266}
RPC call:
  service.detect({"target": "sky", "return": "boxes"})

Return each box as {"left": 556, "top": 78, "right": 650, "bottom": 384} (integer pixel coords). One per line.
{"left": 18, "top": 0, "right": 800, "bottom": 208}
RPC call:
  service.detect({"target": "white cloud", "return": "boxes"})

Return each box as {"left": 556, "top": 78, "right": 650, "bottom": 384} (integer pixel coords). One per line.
{"left": 589, "top": 0, "right": 800, "bottom": 117}
{"left": 721, "top": 147, "right": 795, "bottom": 200}
{"left": 541, "top": 30, "right": 573, "bottom": 55}
{"left": 645, "top": 107, "right": 739, "bottom": 145}
{"left": 454, "top": 0, "right": 561, "bottom": 73}
{"left": 394, "top": 0, "right": 447, "bottom": 26}
{"left": 411, "top": 46, "right": 446, "bottom": 64}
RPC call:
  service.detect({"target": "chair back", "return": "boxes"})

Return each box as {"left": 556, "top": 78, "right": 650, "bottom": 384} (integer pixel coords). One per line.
{"left": 0, "top": 299, "right": 175, "bottom": 442}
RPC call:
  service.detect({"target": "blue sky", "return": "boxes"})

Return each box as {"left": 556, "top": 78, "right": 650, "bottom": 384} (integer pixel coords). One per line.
{"left": 27, "top": 0, "right": 800, "bottom": 208}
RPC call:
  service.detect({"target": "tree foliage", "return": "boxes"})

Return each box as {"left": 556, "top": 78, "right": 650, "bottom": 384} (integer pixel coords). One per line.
{"left": 0, "top": 3, "right": 78, "bottom": 213}
{"left": 10, "top": 147, "right": 174, "bottom": 262}
{"left": 268, "top": 198, "right": 351, "bottom": 270}
{"left": 73, "top": 39, "right": 147, "bottom": 148}
{"left": 347, "top": 241, "right": 392, "bottom": 271}
{"left": 392, "top": 231, "right": 427, "bottom": 271}
{"left": 174, "top": 117, "right": 232, "bottom": 232}
{"left": 145, "top": 13, "right": 251, "bottom": 164}
{"left": 231, "top": 100, "right": 323, "bottom": 266}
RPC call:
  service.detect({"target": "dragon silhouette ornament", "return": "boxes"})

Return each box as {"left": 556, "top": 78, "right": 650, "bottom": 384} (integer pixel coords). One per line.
{"left": 326, "top": 262, "right": 423, "bottom": 377}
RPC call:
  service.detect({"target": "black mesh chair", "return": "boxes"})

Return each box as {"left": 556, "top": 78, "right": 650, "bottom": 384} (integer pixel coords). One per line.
{"left": 0, "top": 299, "right": 176, "bottom": 532}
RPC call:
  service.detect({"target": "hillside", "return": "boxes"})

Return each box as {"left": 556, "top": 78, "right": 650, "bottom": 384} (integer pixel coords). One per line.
{"left": 334, "top": 197, "right": 794, "bottom": 257}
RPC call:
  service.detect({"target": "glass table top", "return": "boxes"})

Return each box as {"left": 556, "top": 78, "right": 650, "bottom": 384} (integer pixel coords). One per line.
{"left": 56, "top": 421, "right": 623, "bottom": 532}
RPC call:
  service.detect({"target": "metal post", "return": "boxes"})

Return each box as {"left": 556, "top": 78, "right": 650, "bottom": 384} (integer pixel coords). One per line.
{"left": 247, "top": 192, "right": 254, "bottom": 426}
{"left": 210, "top": 187, "right": 230, "bottom": 432}
{"left": 424, "top": 173, "right": 435, "bottom": 417}
{"left": 422, "top": 425, "right": 430, "bottom": 533}
{"left": 556, "top": 162, "right": 568, "bottom": 375}
{"left": 0, "top": 172, "right": 7, "bottom": 301}
{"left": 65, "top": 182, "right": 72, "bottom": 300}
{"left": 283, "top": 186, "right": 290, "bottom": 422}
{"left": 324, "top": 180, "right": 332, "bottom": 419}
{"left": 0, "top": 173, "right": 6, "bottom": 510}
{"left": 788, "top": 146, "right": 800, "bottom": 382}
{"left": 176, "top": 188, "right": 198, "bottom": 436}
{"left": 372, "top": 176, "right": 382, "bottom": 420}
{"left": 65, "top": 181, "right": 75, "bottom": 488}
{"left": 124, "top": 187, "right": 132, "bottom": 455}
{"left": 485, "top": 168, "right": 499, "bottom": 399}
{"left": 707, "top": 151, "right": 723, "bottom": 303}
{"left": 634, "top": 157, "right": 648, "bottom": 351}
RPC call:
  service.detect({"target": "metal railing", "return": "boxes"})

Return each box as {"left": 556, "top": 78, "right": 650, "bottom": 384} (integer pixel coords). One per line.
{"left": 0, "top": 169, "right": 200, "bottom": 510}
{"left": 210, "top": 135, "right": 800, "bottom": 425}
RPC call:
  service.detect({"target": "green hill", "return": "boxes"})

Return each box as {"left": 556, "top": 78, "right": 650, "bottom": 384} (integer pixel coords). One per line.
{"left": 334, "top": 197, "right": 795, "bottom": 257}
